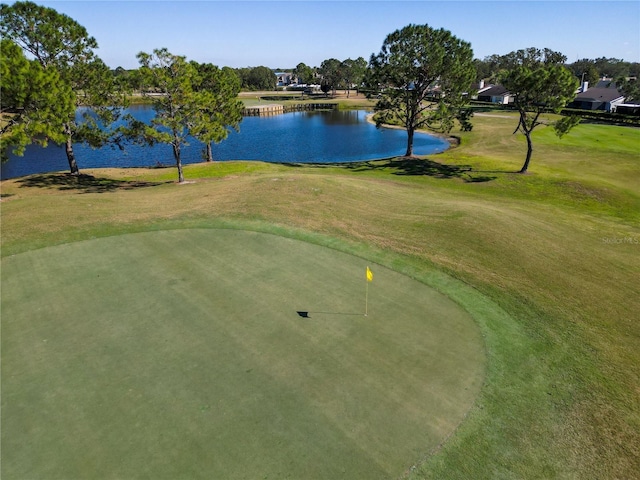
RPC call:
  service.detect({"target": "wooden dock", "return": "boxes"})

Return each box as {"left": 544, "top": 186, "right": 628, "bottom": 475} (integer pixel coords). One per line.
{"left": 242, "top": 103, "right": 338, "bottom": 116}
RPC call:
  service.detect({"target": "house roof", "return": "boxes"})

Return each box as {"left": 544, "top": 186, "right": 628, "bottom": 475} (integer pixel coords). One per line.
{"left": 473, "top": 82, "right": 492, "bottom": 93}
{"left": 574, "top": 87, "right": 624, "bottom": 103}
{"left": 478, "top": 85, "right": 509, "bottom": 97}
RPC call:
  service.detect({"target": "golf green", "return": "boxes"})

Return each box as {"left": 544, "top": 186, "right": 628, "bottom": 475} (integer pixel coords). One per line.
{"left": 1, "top": 229, "right": 485, "bottom": 479}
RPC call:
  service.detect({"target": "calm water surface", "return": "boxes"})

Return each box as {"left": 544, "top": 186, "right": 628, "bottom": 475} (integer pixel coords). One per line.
{"left": 1, "top": 106, "right": 450, "bottom": 179}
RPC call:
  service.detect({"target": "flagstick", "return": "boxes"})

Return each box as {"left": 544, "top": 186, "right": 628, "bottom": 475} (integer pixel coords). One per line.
{"left": 365, "top": 275, "right": 369, "bottom": 316}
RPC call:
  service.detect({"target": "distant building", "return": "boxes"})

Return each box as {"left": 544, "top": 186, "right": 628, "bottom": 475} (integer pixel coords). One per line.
{"left": 568, "top": 80, "right": 625, "bottom": 112}
{"left": 614, "top": 104, "right": 640, "bottom": 115}
{"left": 275, "top": 72, "right": 295, "bottom": 87}
{"left": 474, "top": 79, "right": 492, "bottom": 94}
{"left": 476, "top": 85, "right": 513, "bottom": 104}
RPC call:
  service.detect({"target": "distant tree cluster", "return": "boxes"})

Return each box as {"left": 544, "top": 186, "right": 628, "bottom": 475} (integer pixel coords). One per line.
{"left": 293, "top": 62, "right": 314, "bottom": 85}
{"left": 317, "top": 57, "right": 368, "bottom": 97}
{"left": 229, "top": 58, "right": 368, "bottom": 96}
{"left": 234, "top": 66, "right": 276, "bottom": 91}
{"left": 567, "top": 57, "right": 640, "bottom": 83}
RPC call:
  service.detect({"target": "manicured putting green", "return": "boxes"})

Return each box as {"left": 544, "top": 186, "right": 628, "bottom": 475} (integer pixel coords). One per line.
{"left": 2, "top": 229, "right": 485, "bottom": 479}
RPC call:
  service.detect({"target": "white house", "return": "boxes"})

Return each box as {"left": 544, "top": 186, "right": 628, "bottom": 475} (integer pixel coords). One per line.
{"left": 275, "top": 72, "right": 295, "bottom": 87}
{"left": 476, "top": 85, "right": 513, "bottom": 104}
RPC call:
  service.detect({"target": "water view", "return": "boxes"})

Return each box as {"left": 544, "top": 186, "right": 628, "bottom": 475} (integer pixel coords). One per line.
{"left": 1, "top": 106, "right": 450, "bottom": 180}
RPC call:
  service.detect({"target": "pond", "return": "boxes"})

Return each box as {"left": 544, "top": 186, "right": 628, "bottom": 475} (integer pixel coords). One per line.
{"left": 1, "top": 106, "right": 450, "bottom": 180}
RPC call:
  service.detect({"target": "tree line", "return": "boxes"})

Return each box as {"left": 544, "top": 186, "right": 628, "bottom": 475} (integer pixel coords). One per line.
{"left": 110, "top": 55, "right": 640, "bottom": 105}
{"left": 2, "top": 1, "right": 635, "bottom": 181}
{"left": 112, "top": 58, "right": 370, "bottom": 96}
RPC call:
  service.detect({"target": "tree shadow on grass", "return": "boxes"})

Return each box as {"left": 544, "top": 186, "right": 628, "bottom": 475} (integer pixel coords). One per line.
{"left": 16, "top": 173, "right": 169, "bottom": 194}
{"left": 344, "top": 156, "right": 502, "bottom": 183}
{"left": 281, "top": 157, "right": 504, "bottom": 182}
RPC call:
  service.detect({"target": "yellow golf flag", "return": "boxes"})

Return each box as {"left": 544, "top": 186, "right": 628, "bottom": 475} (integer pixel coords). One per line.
{"left": 366, "top": 266, "right": 373, "bottom": 282}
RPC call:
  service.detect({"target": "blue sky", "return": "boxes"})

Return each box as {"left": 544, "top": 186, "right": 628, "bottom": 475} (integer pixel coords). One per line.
{"left": 32, "top": 1, "right": 640, "bottom": 69}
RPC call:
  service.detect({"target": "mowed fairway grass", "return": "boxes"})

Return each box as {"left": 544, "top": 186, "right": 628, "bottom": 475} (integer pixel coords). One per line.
{"left": 1, "top": 112, "right": 639, "bottom": 479}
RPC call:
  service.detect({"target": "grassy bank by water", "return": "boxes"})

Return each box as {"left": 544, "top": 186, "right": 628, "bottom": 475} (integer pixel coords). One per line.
{"left": 1, "top": 113, "right": 639, "bottom": 479}
{"left": 239, "top": 89, "right": 377, "bottom": 110}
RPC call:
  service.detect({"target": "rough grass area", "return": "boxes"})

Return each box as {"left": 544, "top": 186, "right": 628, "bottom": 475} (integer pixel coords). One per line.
{"left": 1, "top": 113, "right": 639, "bottom": 479}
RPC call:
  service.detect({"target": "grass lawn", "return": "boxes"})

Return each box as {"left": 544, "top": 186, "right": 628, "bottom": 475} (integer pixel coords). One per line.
{"left": 1, "top": 229, "right": 484, "bottom": 479}
{"left": 1, "top": 112, "right": 639, "bottom": 479}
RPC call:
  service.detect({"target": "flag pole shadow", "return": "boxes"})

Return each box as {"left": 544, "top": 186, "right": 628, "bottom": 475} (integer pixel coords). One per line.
{"left": 297, "top": 311, "right": 364, "bottom": 318}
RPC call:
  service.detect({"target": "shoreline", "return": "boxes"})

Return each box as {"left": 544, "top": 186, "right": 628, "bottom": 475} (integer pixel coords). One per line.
{"left": 364, "top": 113, "right": 460, "bottom": 149}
